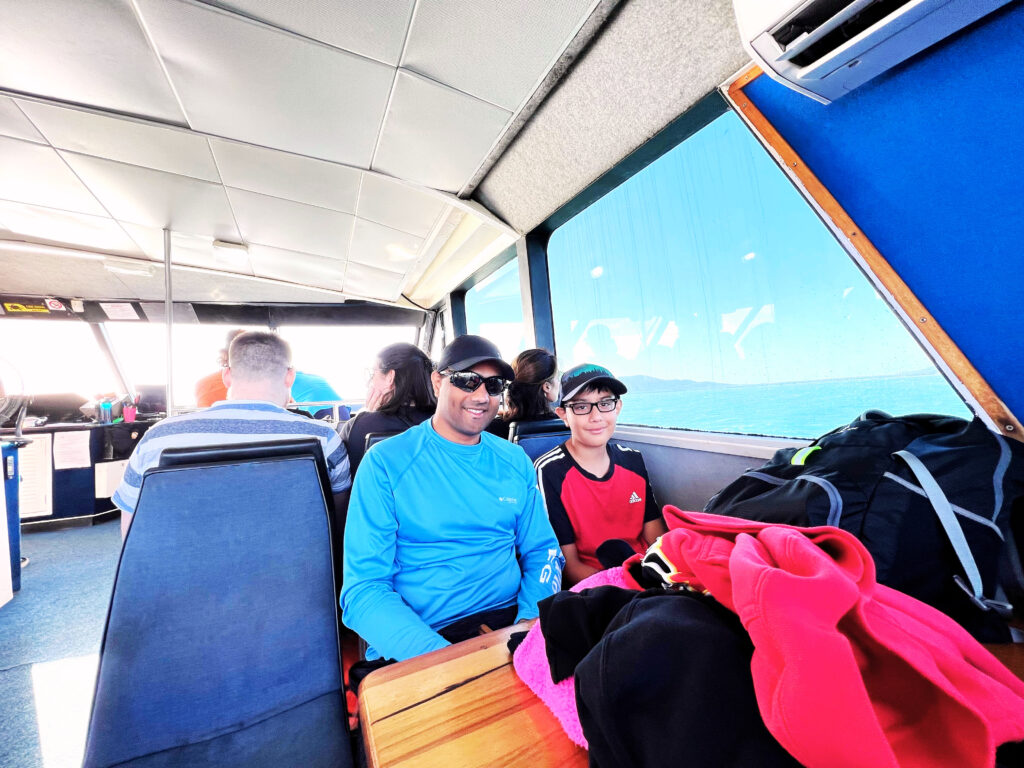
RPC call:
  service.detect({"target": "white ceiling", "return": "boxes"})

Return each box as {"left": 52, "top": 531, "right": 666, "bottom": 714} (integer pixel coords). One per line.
{"left": 0, "top": 0, "right": 605, "bottom": 305}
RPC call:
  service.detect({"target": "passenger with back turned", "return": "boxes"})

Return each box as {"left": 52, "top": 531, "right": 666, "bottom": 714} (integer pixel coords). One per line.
{"left": 338, "top": 342, "right": 436, "bottom": 475}
{"left": 487, "top": 347, "right": 559, "bottom": 439}
{"left": 341, "top": 335, "right": 564, "bottom": 665}
{"left": 113, "top": 332, "right": 352, "bottom": 535}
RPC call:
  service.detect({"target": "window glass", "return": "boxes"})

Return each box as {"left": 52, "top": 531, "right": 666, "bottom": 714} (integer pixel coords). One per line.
{"left": 547, "top": 111, "right": 970, "bottom": 437}
{"left": 278, "top": 324, "right": 417, "bottom": 404}
{"left": 104, "top": 322, "right": 266, "bottom": 408}
{"left": 0, "top": 319, "right": 119, "bottom": 398}
{"left": 104, "top": 322, "right": 417, "bottom": 409}
{"left": 464, "top": 254, "right": 526, "bottom": 363}
{"left": 429, "top": 311, "right": 446, "bottom": 362}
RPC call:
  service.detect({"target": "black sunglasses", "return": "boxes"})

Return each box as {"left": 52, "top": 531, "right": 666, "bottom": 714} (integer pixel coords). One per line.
{"left": 442, "top": 370, "right": 508, "bottom": 396}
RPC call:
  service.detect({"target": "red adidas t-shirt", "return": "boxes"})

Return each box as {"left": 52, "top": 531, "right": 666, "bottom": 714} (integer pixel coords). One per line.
{"left": 535, "top": 442, "right": 662, "bottom": 569}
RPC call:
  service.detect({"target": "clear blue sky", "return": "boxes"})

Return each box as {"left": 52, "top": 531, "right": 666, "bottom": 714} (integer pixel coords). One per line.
{"left": 531, "top": 111, "right": 946, "bottom": 387}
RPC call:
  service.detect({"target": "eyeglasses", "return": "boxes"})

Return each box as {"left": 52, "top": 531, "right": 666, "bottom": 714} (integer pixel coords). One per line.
{"left": 442, "top": 370, "right": 508, "bottom": 396}
{"left": 365, "top": 367, "right": 383, "bottom": 383}
{"left": 564, "top": 398, "right": 619, "bottom": 416}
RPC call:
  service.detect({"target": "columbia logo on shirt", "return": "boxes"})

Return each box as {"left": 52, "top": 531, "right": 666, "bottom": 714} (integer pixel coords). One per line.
{"left": 629, "top": 491, "right": 642, "bottom": 504}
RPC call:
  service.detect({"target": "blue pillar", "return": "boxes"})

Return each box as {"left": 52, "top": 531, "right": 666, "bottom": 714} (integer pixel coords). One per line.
{"left": 2, "top": 442, "right": 21, "bottom": 592}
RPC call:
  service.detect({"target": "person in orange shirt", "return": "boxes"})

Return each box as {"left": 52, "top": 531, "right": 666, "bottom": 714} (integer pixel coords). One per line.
{"left": 194, "top": 329, "right": 244, "bottom": 407}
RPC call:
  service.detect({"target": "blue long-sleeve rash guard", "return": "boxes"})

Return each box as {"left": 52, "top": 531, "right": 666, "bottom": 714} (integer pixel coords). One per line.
{"left": 341, "top": 418, "right": 564, "bottom": 661}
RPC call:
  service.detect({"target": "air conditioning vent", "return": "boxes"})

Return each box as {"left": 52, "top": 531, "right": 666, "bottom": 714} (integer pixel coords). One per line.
{"left": 773, "top": 0, "right": 915, "bottom": 67}
{"left": 733, "top": 0, "right": 1013, "bottom": 103}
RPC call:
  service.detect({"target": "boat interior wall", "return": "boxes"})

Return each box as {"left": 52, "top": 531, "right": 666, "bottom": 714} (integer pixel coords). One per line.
{"left": 738, "top": 3, "right": 1024, "bottom": 431}
{"left": 474, "top": 0, "right": 749, "bottom": 234}
{"left": 614, "top": 436, "right": 785, "bottom": 512}
{"left": 1, "top": 0, "right": 615, "bottom": 304}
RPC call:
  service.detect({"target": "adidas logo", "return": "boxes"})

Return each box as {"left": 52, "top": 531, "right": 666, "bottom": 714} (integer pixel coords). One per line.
{"left": 628, "top": 491, "right": 642, "bottom": 504}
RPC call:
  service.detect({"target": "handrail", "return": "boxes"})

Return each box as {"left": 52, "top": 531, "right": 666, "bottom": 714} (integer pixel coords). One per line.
{"left": 175, "top": 400, "right": 363, "bottom": 424}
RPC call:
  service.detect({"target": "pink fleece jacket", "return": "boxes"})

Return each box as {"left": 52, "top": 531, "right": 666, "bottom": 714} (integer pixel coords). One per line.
{"left": 652, "top": 508, "right": 1024, "bottom": 768}
{"left": 511, "top": 567, "right": 630, "bottom": 748}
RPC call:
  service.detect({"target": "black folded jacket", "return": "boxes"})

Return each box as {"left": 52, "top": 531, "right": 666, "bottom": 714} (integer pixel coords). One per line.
{"left": 574, "top": 592, "right": 802, "bottom": 768}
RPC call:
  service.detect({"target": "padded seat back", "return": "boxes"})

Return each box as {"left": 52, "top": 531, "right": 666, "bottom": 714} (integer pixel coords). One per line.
{"left": 364, "top": 431, "right": 401, "bottom": 453}
{"left": 83, "top": 440, "right": 351, "bottom": 768}
{"left": 509, "top": 418, "right": 569, "bottom": 461}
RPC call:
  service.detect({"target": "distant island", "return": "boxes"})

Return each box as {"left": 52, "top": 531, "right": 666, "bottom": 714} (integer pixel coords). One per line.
{"left": 620, "top": 368, "right": 940, "bottom": 394}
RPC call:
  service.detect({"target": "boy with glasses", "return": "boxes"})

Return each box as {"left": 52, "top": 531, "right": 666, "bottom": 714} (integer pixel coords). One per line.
{"left": 341, "top": 335, "right": 564, "bottom": 663}
{"left": 535, "top": 363, "right": 667, "bottom": 585}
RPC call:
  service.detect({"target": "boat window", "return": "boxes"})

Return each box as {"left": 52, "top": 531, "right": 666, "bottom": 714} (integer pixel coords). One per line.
{"left": 546, "top": 110, "right": 971, "bottom": 438}
{"left": 103, "top": 322, "right": 417, "bottom": 407}
{"left": 464, "top": 256, "right": 526, "bottom": 363}
{"left": 278, "top": 324, "right": 418, "bottom": 400}
{"left": 429, "top": 310, "right": 447, "bottom": 363}
{"left": 0, "top": 318, "right": 120, "bottom": 399}
{"left": 103, "top": 322, "right": 266, "bottom": 408}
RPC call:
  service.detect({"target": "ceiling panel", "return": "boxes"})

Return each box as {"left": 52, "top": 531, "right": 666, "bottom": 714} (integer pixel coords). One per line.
{"left": 402, "top": 0, "right": 596, "bottom": 111}
{"left": 226, "top": 187, "right": 354, "bottom": 260}
{"left": 205, "top": 0, "right": 415, "bottom": 65}
{"left": 248, "top": 244, "right": 346, "bottom": 291}
{"left": 19, "top": 100, "right": 220, "bottom": 182}
{"left": 0, "top": 98, "right": 44, "bottom": 143}
{"left": 0, "top": 0, "right": 186, "bottom": 123}
{"left": 357, "top": 173, "right": 447, "bottom": 237}
{"left": 209, "top": 138, "right": 361, "bottom": 213}
{"left": 348, "top": 218, "right": 421, "bottom": 272}
{"left": 372, "top": 70, "right": 511, "bottom": 192}
{"left": 343, "top": 260, "right": 407, "bottom": 301}
{"left": 61, "top": 151, "right": 239, "bottom": 239}
{"left": 119, "top": 225, "right": 255, "bottom": 274}
{"left": 0, "top": 201, "right": 142, "bottom": 256}
{"left": 0, "top": 136, "right": 107, "bottom": 216}
{"left": 108, "top": 264, "right": 269, "bottom": 302}
{"left": 0, "top": 249, "right": 138, "bottom": 300}
{"left": 136, "top": 0, "right": 395, "bottom": 166}
{"left": 161, "top": 267, "right": 348, "bottom": 303}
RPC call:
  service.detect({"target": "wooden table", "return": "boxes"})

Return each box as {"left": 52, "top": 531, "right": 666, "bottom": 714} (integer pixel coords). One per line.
{"left": 359, "top": 625, "right": 588, "bottom": 768}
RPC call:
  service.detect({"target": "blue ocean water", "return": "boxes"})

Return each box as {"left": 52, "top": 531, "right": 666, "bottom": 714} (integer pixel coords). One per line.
{"left": 619, "top": 374, "right": 972, "bottom": 439}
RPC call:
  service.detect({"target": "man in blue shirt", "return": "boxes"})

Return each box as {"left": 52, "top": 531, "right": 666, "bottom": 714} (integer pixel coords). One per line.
{"left": 341, "top": 335, "right": 564, "bottom": 662}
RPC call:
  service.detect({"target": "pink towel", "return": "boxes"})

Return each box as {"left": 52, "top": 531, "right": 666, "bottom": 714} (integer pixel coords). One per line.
{"left": 512, "top": 568, "right": 633, "bottom": 748}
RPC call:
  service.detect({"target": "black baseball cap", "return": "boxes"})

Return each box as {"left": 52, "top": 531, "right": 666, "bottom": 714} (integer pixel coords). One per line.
{"left": 436, "top": 335, "right": 514, "bottom": 380}
{"left": 559, "top": 363, "right": 627, "bottom": 404}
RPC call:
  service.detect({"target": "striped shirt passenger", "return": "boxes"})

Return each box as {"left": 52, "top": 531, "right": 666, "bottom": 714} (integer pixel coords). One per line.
{"left": 112, "top": 400, "right": 351, "bottom": 515}
{"left": 112, "top": 331, "right": 351, "bottom": 532}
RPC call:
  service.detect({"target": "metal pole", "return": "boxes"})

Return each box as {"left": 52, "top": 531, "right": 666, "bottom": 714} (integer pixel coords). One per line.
{"left": 90, "top": 323, "right": 135, "bottom": 403}
{"left": 163, "top": 228, "right": 174, "bottom": 416}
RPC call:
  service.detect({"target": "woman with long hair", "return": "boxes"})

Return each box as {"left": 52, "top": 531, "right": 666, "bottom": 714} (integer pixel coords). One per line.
{"left": 488, "top": 348, "right": 558, "bottom": 438}
{"left": 339, "top": 342, "right": 436, "bottom": 474}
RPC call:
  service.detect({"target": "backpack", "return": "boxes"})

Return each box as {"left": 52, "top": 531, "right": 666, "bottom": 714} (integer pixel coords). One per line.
{"left": 703, "top": 411, "right": 1024, "bottom": 642}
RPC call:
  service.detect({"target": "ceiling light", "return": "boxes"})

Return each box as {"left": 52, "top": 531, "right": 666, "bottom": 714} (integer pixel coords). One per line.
{"left": 213, "top": 239, "right": 248, "bottom": 252}
{"left": 212, "top": 239, "right": 250, "bottom": 265}
{"left": 103, "top": 257, "right": 156, "bottom": 277}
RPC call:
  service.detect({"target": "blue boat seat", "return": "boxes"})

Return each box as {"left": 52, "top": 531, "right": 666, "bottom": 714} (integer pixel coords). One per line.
{"left": 363, "top": 431, "right": 401, "bottom": 453}
{"left": 82, "top": 439, "right": 352, "bottom": 768}
{"left": 509, "top": 418, "right": 569, "bottom": 461}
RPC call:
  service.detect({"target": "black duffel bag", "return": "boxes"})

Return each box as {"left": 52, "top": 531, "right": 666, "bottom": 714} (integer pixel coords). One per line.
{"left": 703, "top": 410, "right": 1024, "bottom": 642}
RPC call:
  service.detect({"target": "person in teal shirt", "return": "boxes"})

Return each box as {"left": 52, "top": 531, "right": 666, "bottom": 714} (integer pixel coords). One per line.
{"left": 341, "top": 336, "right": 564, "bottom": 662}
{"left": 290, "top": 370, "right": 349, "bottom": 419}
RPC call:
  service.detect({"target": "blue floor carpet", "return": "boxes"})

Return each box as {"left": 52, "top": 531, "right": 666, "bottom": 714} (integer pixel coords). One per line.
{"left": 0, "top": 520, "right": 121, "bottom": 768}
